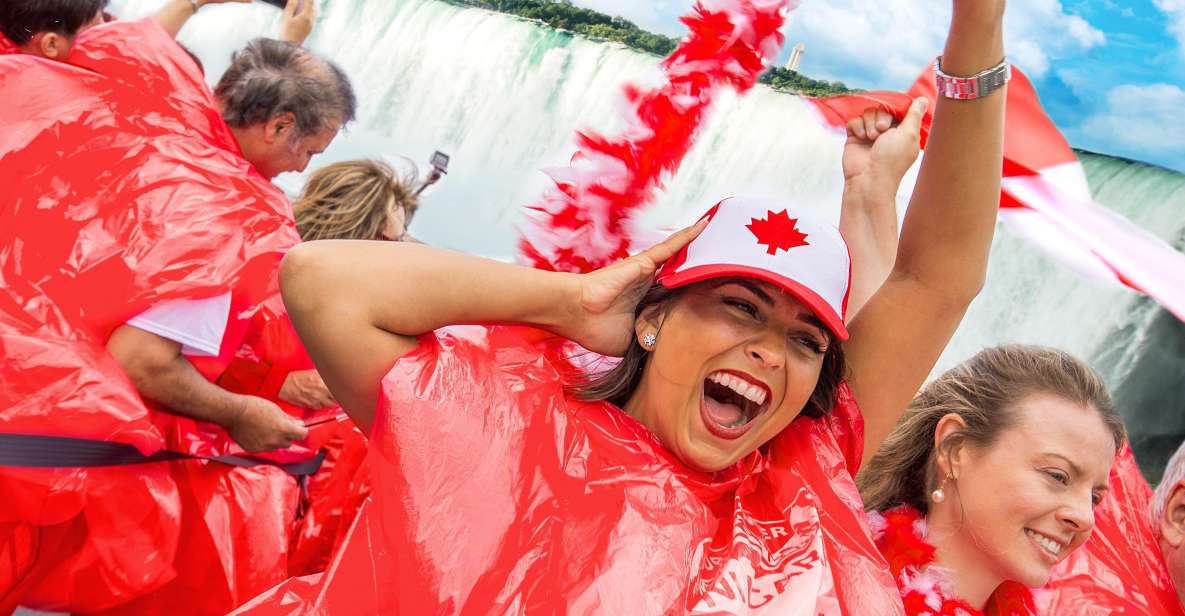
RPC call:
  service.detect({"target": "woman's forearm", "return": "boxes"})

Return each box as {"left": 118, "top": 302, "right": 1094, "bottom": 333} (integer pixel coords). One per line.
{"left": 893, "top": 6, "right": 1006, "bottom": 302}
{"left": 841, "top": 177, "right": 899, "bottom": 319}
{"left": 281, "top": 240, "right": 578, "bottom": 339}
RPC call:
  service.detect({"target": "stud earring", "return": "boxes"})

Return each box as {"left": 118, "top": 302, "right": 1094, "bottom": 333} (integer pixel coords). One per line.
{"left": 642, "top": 333, "right": 657, "bottom": 349}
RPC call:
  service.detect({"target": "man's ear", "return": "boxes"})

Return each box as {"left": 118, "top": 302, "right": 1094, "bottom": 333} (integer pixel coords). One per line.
{"left": 1162, "top": 482, "right": 1185, "bottom": 548}
{"left": 264, "top": 112, "right": 297, "bottom": 144}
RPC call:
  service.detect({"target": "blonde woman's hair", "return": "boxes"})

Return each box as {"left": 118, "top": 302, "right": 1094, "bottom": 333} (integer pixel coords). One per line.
{"left": 294, "top": 159, "right": 419, "bottom": 241}
{"left": 858, "top": 344, "right": 1125, "bottom": 514}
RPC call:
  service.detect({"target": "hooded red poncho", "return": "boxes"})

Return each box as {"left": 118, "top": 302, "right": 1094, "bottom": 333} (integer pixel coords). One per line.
{"left": 0, "top": 18, "right": 305, "bottom": 614}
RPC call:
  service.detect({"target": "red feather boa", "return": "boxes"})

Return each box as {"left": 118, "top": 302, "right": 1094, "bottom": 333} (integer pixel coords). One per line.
{"left": 870, "top": 506, "right": 1038, "bottom": 616}
{"left": 520, "top": 0, "right": 796, "bottom": 274}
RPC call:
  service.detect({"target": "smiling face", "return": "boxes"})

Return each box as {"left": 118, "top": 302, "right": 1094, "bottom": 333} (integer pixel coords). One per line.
{"left": 623, "top": 278, "right": 832, "bottom": 472}
{"left": 934, "top": 393, "right": 1116, "bottom": 593}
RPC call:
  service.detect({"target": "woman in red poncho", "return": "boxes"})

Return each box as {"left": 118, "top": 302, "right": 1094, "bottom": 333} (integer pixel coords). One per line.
{"left": 257, "top": 4, "right": 1010, "bottom": 613}
{"left": 858, "top": 345, "right": 1125, "bottom": 615}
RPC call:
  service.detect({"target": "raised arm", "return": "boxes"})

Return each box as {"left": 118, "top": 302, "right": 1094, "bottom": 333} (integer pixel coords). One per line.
{"left": 846, "top": 0, "right": 1007, "bottom": 467}
{"left": 839, "top": 98, "right": 926, "bottom": 318}
{"left": 280, "top": 224, "right": 704, "bottom": 433}
{"left": 152, "top": 0, "right": 249, "bottom": 39}
{"left": 277, "top": 0, "right": 316, "bottom": 45}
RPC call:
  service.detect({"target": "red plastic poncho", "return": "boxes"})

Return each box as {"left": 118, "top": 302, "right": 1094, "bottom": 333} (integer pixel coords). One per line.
{"left": 0, "top": 18, "right": 302, "bottom": 613}
{"left": 1041, "top": 446, "right": 1185, "bottom": 614}
{"left": 232, "top": 325, "right": 904, "bottom": 615}
{"left": 216, "top": 293, "right": 374, "bottom": 577}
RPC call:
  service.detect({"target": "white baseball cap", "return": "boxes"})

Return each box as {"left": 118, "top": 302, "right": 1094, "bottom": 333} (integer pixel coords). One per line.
{"left": 656, "top": 196, "right": 851, "bottom": 341}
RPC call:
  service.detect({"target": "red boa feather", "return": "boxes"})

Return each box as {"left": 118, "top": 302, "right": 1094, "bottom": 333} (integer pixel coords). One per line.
{"left": 871, "top": 506, "right": 1038, "bottom": 616}
{"left": 520, "top": 0, "right": 796, "bottom": 274}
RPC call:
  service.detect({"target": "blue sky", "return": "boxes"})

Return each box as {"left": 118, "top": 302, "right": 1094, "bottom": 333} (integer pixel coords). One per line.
{"left": 572, "top": 0, "right": 1185, "bottom": 173}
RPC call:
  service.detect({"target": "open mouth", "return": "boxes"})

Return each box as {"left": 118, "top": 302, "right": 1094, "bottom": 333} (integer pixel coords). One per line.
{"left": 699, "top": 370, "right": 772, "bottom": 440}
{"left": 1024, "top": 528, "right": 1067, "bottom": 563}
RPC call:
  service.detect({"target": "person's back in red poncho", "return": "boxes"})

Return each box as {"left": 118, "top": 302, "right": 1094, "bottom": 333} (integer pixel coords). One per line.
{"left": 0, "top": 18, "right": 312, "bottom": 614}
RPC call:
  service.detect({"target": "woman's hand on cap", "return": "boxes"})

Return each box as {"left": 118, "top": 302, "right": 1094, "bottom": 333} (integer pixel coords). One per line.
{"left": 561, "top": 219, "right": 707, "bottom": 356}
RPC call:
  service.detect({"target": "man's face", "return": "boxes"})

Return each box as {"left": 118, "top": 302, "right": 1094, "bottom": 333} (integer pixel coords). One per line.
{"left": 1158, "top": 481, "right": 1185, "bottom": 608}
{"left": 1166, "top": 543, "right": 1185, "bottom": 609}
{"left": 254, "top": 117, "right": 341, "bottom": 180}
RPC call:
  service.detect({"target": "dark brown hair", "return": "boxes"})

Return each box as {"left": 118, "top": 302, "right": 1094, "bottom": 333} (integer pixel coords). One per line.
{"left": 0, "top": 0, "right": 106, "bottom": 44}
{"left": 571, "top": 281, "right": 847, "bottom": 419}
{"left": 858, "top": 344, "right": 1125, "bottom": 514}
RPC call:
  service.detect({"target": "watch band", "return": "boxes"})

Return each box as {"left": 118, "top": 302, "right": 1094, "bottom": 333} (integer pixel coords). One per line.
{"left": 934, "top": 57, "right": 1011, "bottom": 100}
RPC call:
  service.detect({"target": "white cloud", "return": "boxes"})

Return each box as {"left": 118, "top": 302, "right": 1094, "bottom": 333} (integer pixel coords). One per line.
{"left": 1075, "top": 83, "right": 1185, "bottom": 158}
{"left": 1154, "top": 0, "right": 1185, "bottom": 55}
{"left": 780, "top": 0, "right": 1105, "bottom": 89}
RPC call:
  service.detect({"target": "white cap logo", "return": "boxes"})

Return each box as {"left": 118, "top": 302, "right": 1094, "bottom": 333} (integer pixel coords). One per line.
{"left": 746, "top": 209, "right": 810, "bottom": 255}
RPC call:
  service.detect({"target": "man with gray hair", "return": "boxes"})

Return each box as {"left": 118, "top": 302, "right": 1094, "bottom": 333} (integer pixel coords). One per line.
{"left": 108, "top": 37, "right": 357, "bottom": 456}
{"left": 94, "top": 28, "right": 361, "bottom": 616}
{"left": 1153, "top": 441, "right": 1185, "bottom": 608}
{"left": 215, "top": 37, "right": 357, "bottom": 179}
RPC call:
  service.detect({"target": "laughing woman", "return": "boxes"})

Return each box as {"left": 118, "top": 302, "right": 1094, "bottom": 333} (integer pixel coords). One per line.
{"left": 858, "top": 346, "right": 1124, "bottom": 615}
{"left": 271, "top": 1, "right": 1009, "bottom": 612}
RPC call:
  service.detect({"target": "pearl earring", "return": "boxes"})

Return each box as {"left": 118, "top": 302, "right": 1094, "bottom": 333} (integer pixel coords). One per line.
{"left": 931, "top": 474, "right": 953, "bottom": 504}
{"left": 642, "top": 333, "right": 657, "bottom": 348}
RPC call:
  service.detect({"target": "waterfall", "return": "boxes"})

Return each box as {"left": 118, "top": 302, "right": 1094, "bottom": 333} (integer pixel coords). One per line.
{"left": 107, "top": 0, "right": 1185, "bottom": 480}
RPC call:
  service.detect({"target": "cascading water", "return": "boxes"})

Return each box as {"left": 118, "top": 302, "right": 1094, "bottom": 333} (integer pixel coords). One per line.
{"left": 108, "top": 0, "right": 1185, "bottom": 480}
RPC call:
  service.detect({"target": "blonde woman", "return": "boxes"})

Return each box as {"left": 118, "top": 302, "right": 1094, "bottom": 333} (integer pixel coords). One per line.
{"left": 858, "top": 345, "right": 1126, "bottom": 615}
{"left": 294, "top": 159, "right": 420, "bottom": 243}
{"left": 225, "top": 160, "right": 422, "bottom": 412}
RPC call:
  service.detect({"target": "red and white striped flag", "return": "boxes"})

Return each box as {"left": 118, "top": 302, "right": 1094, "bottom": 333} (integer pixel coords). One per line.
{"left": 806, "top": 65, "right": 1185, "bottom": 323}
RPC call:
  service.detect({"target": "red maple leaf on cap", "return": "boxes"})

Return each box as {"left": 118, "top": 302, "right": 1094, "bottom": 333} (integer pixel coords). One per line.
{"left": 747, "top": 209, "right": 809, "bottom": 255}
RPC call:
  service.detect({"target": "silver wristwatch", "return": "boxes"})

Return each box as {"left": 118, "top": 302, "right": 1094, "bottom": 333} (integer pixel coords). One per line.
{"left": 934, "top": 57, "right": 1011, "bottom": 100}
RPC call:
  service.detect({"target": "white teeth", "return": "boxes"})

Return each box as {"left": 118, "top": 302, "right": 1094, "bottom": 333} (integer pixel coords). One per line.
{"left": 708, "top": 372, "right": 768, "bottom": 406}
{"left": 1025, "top": 529, "right": 1062, "bottom": 557}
